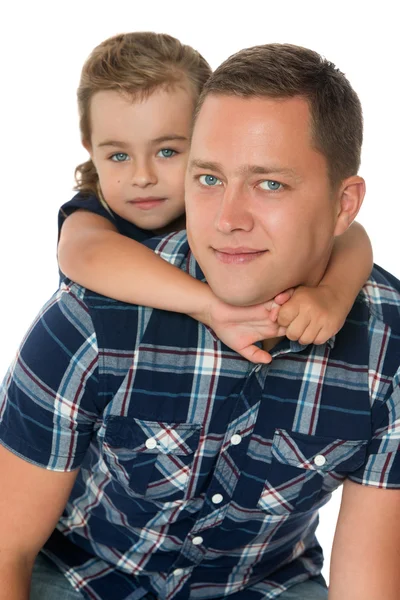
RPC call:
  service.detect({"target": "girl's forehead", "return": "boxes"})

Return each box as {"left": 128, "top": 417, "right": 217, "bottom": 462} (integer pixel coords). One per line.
{"left": 89, "top": 87, "right": 194, "bottom": 146}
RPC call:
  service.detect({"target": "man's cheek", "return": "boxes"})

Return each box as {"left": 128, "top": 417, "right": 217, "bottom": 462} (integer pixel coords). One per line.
{"left": 188, "top": 207, "right": 207, "bottom": 234}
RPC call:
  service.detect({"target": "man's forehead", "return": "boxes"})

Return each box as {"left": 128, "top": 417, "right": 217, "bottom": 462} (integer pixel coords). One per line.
{"left": 192, "top": 94, "right": 311, "bottom": 137}
{"left": 193, "top": 94, "right": 249, "bottom": 129}
{"left": 189, "top": 94, "right": 321, "bottom": 179}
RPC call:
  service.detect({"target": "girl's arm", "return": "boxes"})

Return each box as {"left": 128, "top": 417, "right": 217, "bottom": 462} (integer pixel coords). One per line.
{"left": 58, "top": 210, "right": 212, "bottom": 313}
{"left": 58, "top": 210, "right": 286, "bottom": 363}
{"left": 274, "top": 222, "right": 373, "bottom": 345}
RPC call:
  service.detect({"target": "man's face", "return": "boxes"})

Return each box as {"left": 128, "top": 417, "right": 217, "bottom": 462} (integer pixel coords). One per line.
{"left": 186, "top": 95, "right": 341, "bottom": 306}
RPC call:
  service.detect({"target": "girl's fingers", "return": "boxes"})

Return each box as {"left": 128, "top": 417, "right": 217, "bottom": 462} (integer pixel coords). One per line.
{"left": 273, "top": 288, "right": 295, "bottom": 305}
{"left": 285, "top": 314, "right": 312, "bottom": 341}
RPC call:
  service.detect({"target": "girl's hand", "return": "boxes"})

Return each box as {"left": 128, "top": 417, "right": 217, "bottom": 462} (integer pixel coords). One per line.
{"left": 275, "top": 284, "right": 348, "bottom": 345}
{"left": 207, "top": 296, "right": 289, "bottom": 364}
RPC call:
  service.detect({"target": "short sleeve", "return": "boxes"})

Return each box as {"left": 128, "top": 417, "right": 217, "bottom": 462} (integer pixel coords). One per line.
{"left": 58, "top": 193, "right": 153, "bottom": 243}
{"left": 0, "top": 284, "right": 101, "bottom": 471}
{"left": 349, "top": 368, "right": 400, "bottom": 488}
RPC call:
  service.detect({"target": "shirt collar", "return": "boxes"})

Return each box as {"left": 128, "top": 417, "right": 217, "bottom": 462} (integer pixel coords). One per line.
{"left": 269, "top": 334, "right": 336, "bottom": 359}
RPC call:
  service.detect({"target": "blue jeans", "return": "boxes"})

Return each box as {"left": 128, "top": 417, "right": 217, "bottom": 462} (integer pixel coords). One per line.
{"left": 30, "top": 553, "right": 83, "bottom": 599}
{"left": 30, "top": 553, "right": 328, "bottom": 599}
{"left": 278, "top": 579, "right": 328, "bottom": 599}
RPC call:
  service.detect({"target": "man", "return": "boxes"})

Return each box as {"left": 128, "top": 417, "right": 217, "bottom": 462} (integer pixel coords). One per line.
{"left": 1, "top": 44, "right": 400, "bottom": 600}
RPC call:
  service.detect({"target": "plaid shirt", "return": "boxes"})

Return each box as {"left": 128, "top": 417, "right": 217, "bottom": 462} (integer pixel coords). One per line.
{"left": 1, "top": 230, "right": 400, "bottom": 600}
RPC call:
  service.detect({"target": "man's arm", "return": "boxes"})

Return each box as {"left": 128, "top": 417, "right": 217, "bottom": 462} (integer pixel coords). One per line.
{"left": 0, "top": 285, "right": 101, "bottom": 598}
{"left": 329, "top": 479, "right": 400, "bottom": 599}
{"left": 0, "top": 443, "right": 79, "bottom": 599}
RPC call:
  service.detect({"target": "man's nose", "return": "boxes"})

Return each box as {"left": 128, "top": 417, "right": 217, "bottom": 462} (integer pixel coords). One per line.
{"left": 215, "top": 186, "right": 254, "bottom": 233}
{"left": 130, "top": 159, "right": 157, "bottom": 187}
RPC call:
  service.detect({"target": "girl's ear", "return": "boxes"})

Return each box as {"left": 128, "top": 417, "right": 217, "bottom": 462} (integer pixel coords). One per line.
{"left": 82, "top": 139, "right": 92, "bottom": 157}
{"left": 334, "top": 176, "right": 366, "bottom": 237}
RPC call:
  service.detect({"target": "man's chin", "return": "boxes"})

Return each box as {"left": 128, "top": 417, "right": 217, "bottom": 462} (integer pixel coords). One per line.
{"left": 201, "top": 266, "right": 281, "bottom": 306}
{"left": 211, "top": 286, "right": 272, "bottom": 307}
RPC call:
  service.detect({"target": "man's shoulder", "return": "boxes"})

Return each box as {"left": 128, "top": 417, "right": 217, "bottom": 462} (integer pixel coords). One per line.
{"left": 58, "top": 280, "right": 138, "bottom": 319}
{"left": 144, "top": 230, "right": 192, "bottom": 269}
{"left": 59, "top": 271, "right": 198, "bottom": 353}
{"left": 333, "top": 264, "right": 400, "bottom": 381}
{"left": 39, "top": 281, "right": 97, "bottom": 339}
{"left": 357, "top": 264, "right": 400, "bottom": 333}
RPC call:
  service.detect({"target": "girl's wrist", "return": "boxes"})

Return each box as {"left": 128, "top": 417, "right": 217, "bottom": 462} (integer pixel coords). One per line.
{"left": 320, "top": 282, "right": 353, "bottom": 314}
{"left": 187, "top": 282, "right": 214, "bottom": 326}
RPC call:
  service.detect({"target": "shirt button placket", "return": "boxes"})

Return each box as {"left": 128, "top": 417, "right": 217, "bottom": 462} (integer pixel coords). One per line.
{"left": 145, "top": 437, "right": 157, "bottom": 450}
{"left": 313, "top": 454, "right": 326, "bottom": 467}
{"left": 191, "top": 535, "right": 203, "bottom": 546}
{"left": 211, "top": 493, "right": 223, "bottom": 504}
{"left": 230, "top": 433, "right": 242, "bottom": 446}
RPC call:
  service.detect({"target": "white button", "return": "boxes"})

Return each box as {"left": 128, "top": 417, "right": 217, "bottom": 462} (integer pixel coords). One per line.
{"left": 211, "top": 493, "right": 223, "bottom": 504}
{"left": 254, "top": 365, "right": 262, "bottom": 372}
{"left": 230, "top": 433, "right": 242, "bottom": 445}
{"left": 145, "top": 437, "right": 158, "bottom": 450}
{"left": 314, "top": 454, "right": 326, "bottom": 467}
{"left": 173, "top": 568, "right": 184, "bottom": 576}
{"left": 192, "top": 536, "right": 203, "bottom": 545}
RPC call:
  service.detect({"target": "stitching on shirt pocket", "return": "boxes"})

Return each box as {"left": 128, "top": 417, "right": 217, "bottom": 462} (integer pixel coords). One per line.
{"left": 103, "top": 417, "right": 201, "bottom": 501}
{"left": 257, "top": 428, "right": 367, "bottom": 515}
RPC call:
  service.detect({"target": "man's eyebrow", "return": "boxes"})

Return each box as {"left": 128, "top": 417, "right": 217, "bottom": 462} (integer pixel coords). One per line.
{"left": 189, "top": 159, "right": 298, "bottom": 179}
{"left": 188, "top": 159, "right": 224, "bottom": 173}
{"left": 240, "top": 165, "right": 299, "bottom": 178}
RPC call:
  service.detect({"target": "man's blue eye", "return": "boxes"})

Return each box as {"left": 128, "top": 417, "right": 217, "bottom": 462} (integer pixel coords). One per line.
{"left": 111, "top": 153, "right": 129, "bottom": 162}
{"left": 157, "top": 149, "right": 176, "bottom": 158}
{"left": 259, "top": 180, "right": 282, "bottom": 191}
{"left": 199, "top": 175, "right": 222, "bottom": 186}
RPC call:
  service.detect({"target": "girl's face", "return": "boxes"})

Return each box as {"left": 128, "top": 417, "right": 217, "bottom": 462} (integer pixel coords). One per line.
{"left": 87, "top": 85, "right": 194, "bottom": 232}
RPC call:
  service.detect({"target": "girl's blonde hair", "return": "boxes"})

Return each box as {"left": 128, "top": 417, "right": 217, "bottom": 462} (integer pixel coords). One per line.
{"left": 75, "top": 31, "right": 212, "bottom": 195}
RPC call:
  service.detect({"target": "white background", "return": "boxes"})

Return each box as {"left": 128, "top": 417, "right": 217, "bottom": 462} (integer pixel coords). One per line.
{"left": 1, "top": 0, "right": 399, "bottom": 583}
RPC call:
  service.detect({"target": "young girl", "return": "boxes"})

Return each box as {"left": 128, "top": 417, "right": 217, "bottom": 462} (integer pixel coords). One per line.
{"left": 58, "top": 32, "right": 372, "bottom": 363}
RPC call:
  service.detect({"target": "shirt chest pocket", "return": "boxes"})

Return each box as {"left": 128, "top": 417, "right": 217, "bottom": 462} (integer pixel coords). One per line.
{"left": 258, "top": 428, "right": 367, "bottom": 515}
{"left": 103, "top": 417, "right": 201, "bottom": 501}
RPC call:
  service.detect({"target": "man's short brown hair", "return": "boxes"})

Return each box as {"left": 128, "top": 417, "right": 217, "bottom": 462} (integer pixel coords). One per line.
{"left": 195, "top": 44, "right": 363, "bottom": 186}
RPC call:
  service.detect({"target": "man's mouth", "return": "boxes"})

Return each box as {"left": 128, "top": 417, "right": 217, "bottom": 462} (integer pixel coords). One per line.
{"left": 127, "top": 197, "right": 167, "bottom": 210}
{"left": 212, "top": 247, "right": 267, "bottom": 264}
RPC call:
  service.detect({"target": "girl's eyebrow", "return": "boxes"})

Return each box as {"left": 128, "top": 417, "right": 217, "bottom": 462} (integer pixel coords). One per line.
{"left": 97, "top": 135, "right": 188, "bottom": 148}
{"left": 151, "top": 134, "right": 188, "bottom": 144}
{"left": 97, "top": 140, "right": 129, "bottom": 148}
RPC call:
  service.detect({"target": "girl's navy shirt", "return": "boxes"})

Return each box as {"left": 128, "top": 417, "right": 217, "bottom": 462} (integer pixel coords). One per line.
{"left": 58, "top": 192, "right": 154, "bottom": 243}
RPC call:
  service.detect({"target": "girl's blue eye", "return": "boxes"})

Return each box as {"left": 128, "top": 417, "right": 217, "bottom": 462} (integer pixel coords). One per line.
{"left": 157, "top": 148, "right": 176, "bottom": 158}
{"left": 199, "top": 174, "right": 222, "bottom": 187}
{"left": 259, "top": 180, "right": 282, "bottom": 191}
{"left": 111, "top": 152, "right": 129, "bottom": 162}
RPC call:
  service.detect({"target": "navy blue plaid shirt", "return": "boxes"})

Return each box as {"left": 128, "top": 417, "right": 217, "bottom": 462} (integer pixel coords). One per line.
{"left": 1, "top": 230, "right": 400, "bottom": 600}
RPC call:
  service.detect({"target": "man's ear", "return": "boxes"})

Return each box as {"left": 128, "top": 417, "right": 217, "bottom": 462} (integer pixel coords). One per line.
{"left": 334, "top": 176, "right": 366, "bottom": 237}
